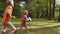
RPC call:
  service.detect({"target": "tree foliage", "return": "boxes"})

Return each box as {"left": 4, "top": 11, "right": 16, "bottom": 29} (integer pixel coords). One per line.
{"left": 0, "top": 0, "right": 56, "bottom": 19}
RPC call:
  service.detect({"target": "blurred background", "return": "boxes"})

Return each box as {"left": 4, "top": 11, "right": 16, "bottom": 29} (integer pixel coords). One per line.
{"left": 0, "top": 0, "right": 59, "bottom": 20}
{"left": 0, "top": 0, "right": 60, "bottom": 34}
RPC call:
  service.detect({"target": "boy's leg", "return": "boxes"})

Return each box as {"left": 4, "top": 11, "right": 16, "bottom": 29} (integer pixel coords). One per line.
{"left": 17, "top": 24, "right": 23, "bottom": 31}
{"left": 8, "top": 29, "right": 16, "bottom": 34}
{"left": 7, "top": 22, "right": 16, "bottom": 34}
{"left": 0, "top": 31, "right": 5, "bottom": 34}
{"left": 25, "top": 25, "right": 28, "bottom": 32}
{"left": 0, "top": 24, "right": 7, "bottom": 34}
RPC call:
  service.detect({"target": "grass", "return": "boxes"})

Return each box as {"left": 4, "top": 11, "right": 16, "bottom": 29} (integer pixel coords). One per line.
{"left": 1, "top": 23, "right": 60, "bottom": 34}
{"left": 15, "top": 26, "right": 60, "bottom": 34}
{"left": 0, "top": 19, "right": 60, "bottom": 34}
{"left": 0, "top": 12, "right": 60, "bottom": 34}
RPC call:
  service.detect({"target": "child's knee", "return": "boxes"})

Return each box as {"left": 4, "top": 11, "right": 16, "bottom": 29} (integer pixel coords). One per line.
{"left": 14, "top": 28, "right": 16, "bottom": 30}
{"left": 11, "top": 28, "right": 16, "bottom": 31}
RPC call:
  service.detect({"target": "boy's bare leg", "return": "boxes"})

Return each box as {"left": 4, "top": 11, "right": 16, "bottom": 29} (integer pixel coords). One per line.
{"left": 7, "top": 22, "right": 16, "bottom": 34}
{"left": 0, "top": 24, "right": 7, "bottom": 34}
{"left": 16, "top": 28, "right": 20, "bottom": 30}
{"left": 0, "top": 31, "right": 5, "bottom": 34}
{"left": 8, "top": 29, "right": 16, "bottom": 34}
{"left": 25, "top": 27, "right": 28, "bottom": 32}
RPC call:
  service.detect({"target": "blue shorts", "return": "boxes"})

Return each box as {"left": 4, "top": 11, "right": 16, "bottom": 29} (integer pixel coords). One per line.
{"left": 20, "top": 24, "right": 28, "bottom": 29}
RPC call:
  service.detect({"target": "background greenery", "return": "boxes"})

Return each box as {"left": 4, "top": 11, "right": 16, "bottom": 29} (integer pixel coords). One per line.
{"left": 0, "top": 0, "right": 59, "bottom": 19}
{"left": 0, "top": 0, "right": 60, "bottom": 34}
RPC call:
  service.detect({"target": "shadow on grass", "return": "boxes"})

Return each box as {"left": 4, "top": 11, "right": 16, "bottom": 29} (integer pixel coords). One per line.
{"left": 0, "top": 24, "right": 60, "bottom": 34}
{"left": 13, "top": 24, "right": 60, "bottom": 34}
{"left": 15, "top": 27, "right": 60, "bottom": 34}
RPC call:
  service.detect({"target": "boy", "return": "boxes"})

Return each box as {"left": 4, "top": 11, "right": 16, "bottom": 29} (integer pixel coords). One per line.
{"left": 20, "top": 10, "right": 29, "bottom": 32}
{"left": 0, "top": 0, "right": 16, "bottom": 34}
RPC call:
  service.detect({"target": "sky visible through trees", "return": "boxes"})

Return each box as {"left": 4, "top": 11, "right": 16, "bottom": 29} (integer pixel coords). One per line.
{"left": 56, "top": 0, "right": 60, "bottom": 4}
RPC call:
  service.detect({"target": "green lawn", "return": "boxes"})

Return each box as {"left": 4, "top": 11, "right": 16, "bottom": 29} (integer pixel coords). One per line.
{"left": 0, "top": 11, "right": 60, "bottom": 34}
{"left": 0, "top": 18, "right": 60, "bottom": 34}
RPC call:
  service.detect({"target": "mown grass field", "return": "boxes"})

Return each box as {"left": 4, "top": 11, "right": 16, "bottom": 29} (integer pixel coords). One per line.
{"left": 0, "top": 18, "right": 60, "bottom": 34}
{"left": 0, "top": 12, "right": 60, "bottom": 34}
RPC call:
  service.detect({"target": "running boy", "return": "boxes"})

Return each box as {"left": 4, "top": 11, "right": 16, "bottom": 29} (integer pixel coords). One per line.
{"left": 0, "top": 0, "right": 16, "bottom": 34}
{"left": 20, "top": 9, "right": 29, "bottom": 32}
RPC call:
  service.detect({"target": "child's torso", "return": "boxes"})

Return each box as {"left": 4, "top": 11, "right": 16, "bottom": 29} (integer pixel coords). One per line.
{"left": 21, "top": 15, "right": 27, "bottom": 25}
{"left": 2, "top": 6, "right": 12, "bottom": 24}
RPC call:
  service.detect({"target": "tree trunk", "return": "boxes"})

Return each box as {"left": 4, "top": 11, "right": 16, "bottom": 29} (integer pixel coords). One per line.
{"left": 58, "top": 13, "right": 60, "bottom": 22}
{"left": 58, "top": 7, "right": 60, "bottom": 22}
{"left": 52, "top": 0, "right": 55, "bottom": 18}
{"left": 48, "top": 0, "right": 52, "bottom": 20}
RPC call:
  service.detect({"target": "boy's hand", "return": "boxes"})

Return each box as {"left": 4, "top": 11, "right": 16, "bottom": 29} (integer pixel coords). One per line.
{"left": 11, "top": 16, "right": 16, "bottom": 19}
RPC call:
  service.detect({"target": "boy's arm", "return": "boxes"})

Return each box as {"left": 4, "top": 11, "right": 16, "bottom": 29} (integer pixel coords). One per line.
{"left": 23, "top": 16, "right": 26, "bottom": 21}
{"left": 7, "top": 11, "right": 16, "bottom": 19}
{"left": 11, "top": 16, "right": 16, "bottom": 18}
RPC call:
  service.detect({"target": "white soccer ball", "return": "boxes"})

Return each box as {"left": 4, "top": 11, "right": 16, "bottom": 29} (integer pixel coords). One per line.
{"left": 26, "top": 17, "right": 32, "bottom": 21}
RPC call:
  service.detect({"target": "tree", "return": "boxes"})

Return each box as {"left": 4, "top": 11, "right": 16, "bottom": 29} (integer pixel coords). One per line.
{"left": 48, "top": 0, "right": 55, "bottom": 20}
{"left": 52, "top": 0, "right": 55, "bottom": 18}
{"left": 0, "top": 1, "right": 6, "bottom": 17}
{"left": 58, "top": 6, "right": 60, "bottom": 22}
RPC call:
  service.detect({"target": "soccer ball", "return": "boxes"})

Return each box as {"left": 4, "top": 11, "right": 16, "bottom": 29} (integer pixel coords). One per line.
{"left": 26, "top": 17, "right": 32, "bottom": 21}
